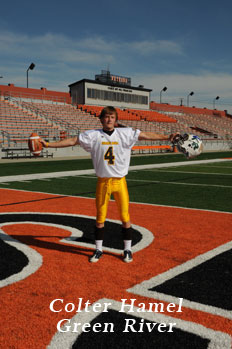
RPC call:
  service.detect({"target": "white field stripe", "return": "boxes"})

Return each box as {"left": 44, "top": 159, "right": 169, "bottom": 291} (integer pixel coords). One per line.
{"left": 42, "top": 173, "right": 231, "bottom": 188}
{"left": 191, "top": 165, "right": 232, "bottom": 169}
{"left": 17, "top": 180, "right": 32, "bottom": 183}
{"left": 144, "top": 169, "right": 232, "bottom": 176}
{"left": 73, "top": 175, "right": 96, "bottom": 179}
{"left": 0, "top": 158, "right": 231, "bottom": 183}
{"left": 126, "top": 178, "right": 232, "bottom": 189}
{"left": 128, "top": 241, "right": 232, "bottom": 320}
{"left": 0, "top": 225, "right": 43, "bottom": 288}
{"left": 0, "top": 212, "right": 154, "bottom": 254}
{"left": 74, "top": 174, "right": 232, "bottom": 188}
{"left": 129, "top": 158, "right": 232, "bottom": 171}
{"left": 37, "top": 179, "right": 51, "bottom": 181}
{"left": 0, "top": 169, "right": 95, "bottom": 183}
{"left": 48, "top": 298, "right": 231, "bottom": 349}
{"left": 0, "top": 186, "right": 232, "bottom": 214}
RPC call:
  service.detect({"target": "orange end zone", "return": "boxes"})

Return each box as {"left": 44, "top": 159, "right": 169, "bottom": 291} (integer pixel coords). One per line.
{"left": 0, "top": 188, "right": 231, "bottom": 348}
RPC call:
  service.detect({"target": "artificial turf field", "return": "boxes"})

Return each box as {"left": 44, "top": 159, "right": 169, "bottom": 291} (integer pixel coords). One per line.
{"left": 0, "top": 151, "right": 231, "bottom": 348}
{"left": 0, "top": 151, "right": 232, "bottom": 211}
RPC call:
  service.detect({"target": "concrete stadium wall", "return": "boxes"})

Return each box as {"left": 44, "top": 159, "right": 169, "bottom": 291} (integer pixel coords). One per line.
{"left": 0, "top": 84, "right": 71, "bottom": 103}
{"left": 1, "top": 141, "right": 231, "bottom": 160}
{"left": 50, "top": 140, "right": 232, "bottom": 158}
{"left": 203, "top": 140, "right": 232, "bottom": 151}
{"left": 50, "top": 146, "right": 90, "bottom": 158}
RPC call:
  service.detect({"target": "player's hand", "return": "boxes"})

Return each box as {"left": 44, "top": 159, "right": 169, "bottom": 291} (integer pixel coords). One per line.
{"left": 39, "top": 138, "right": 47, "bottom": 147}
{"left": 169, "top": 133, "right": 181, "bottom": 144}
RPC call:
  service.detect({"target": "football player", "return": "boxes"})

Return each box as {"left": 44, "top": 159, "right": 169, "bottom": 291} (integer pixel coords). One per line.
{"left": 40, "top": 106, "right": 177, "bottom": 263}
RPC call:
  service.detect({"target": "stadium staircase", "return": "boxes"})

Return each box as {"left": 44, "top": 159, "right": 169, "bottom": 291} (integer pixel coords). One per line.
{"left": 21, "top": 102, "right": 101, "bottom": 133}
{"left": 1, "top": 97, "right": 232, "bottom": 158}
{"left": 0, "top": 98, "right": 103, "bottom": 158}
{"left": 78, "top": 104, "right": 232, "bottom": 153}
{"left": 150, "top": 102, "right": 232, "bottom": 140}
{"left": 79, "top": 104, "right": 202, "bottom": 137}
{"left": 0, "top": 99, "right": 59, "bottom": 158}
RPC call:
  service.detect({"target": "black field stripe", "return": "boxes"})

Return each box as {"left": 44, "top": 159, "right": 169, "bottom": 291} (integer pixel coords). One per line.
{"left": 0, "top": 239, "right": 29, "bottom": 280}
{"left": 0, "top": 214, "right": 142, "bottom": 250}
{"left": 72, "top": 310, "right": 209, "bottom": 349}
{"left": 150, "top": 249, "right": 232, "bottom": 311}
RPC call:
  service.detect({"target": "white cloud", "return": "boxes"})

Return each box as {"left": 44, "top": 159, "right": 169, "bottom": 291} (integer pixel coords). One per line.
{"left": 0, "top": 29, "right": 185, "bottom": 91}
{"left": 0, "top": 30, "right": 183, "bottom": 62}
{"left": 133, "top": 72, "right": 232, "bottom": 112}
{"left": 129, "top": 40, "right": 183, "bottom": 55}
{"left": 1, "top": 30, "right": 232, "bottom": 112}
{"left": 133, "top": 72, "right": 232, "bottom": 97}
{"left": 78, "top": 37, "right": 120, "bottom": 52}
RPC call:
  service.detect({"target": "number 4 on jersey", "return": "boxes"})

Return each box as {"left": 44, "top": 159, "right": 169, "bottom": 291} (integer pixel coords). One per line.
{"left": 104, "top": 146, "right": 115, "bottom": 165}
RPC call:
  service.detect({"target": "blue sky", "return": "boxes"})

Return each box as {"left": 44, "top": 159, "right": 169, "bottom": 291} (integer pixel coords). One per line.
{"left": 1, "top": 0, "right": 232, "bottom": 111}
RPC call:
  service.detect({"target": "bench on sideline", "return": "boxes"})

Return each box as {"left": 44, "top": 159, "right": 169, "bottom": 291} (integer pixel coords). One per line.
{"left": 132, "top": 145, "right": 173, "bottom": 154}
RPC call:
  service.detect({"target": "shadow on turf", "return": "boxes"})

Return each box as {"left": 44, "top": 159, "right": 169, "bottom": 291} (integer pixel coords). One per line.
{"left": 0, "top": 232, "right": 124, "bottom": 262}
{"left": 0, "top": 191, "right": 96, "bottom": 207}
{"left": 0, "top": 176, "right": 200, "bottom": 207}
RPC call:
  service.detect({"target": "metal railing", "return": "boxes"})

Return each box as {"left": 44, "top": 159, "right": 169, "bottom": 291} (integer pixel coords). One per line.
{"left": 16, "top": 98, "right": 79, "bottom": 134}
{"left": 0, "top": 130, "right": 10, "bottom": 147}
{"left": 0, "top": 97, "right": 80, "bottom": 149}
{"left": 0, "top": 90, "right": 67, "bottom": 104}
{"left": 10, "top": 97, "right": 78, "bottom": 129}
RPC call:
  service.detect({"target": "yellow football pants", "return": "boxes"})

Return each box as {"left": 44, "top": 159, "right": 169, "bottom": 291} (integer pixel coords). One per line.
{"left": 96, "top": 177, "right": 130, "bottom": 224}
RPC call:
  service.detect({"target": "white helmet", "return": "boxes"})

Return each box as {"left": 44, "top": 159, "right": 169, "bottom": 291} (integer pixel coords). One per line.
{"left": 175, "top": 134, "right": 203, "bottom": 159}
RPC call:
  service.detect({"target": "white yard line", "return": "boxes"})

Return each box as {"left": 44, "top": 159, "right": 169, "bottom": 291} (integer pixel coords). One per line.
{"left": 129, "top": 158, "right": 232, "bottom": 170}
{"left": 191, "top": 164, "right": 232, "bottom": 168}
{"left": 0, "top": 169, "right": 95, "bottom": 183}
{"left": 71, "top": 174, "right": 231, "bottom": 188}
{"left": 126, "top": 178, "right": 232, "bottom": 188}
{"left": 1, "top": 186, "right": 232, "bottom": 214}
{"left": 144, "top": 169, "right": 232, "bottom": 176}
{"left": 37, "top": 179, "right": 51, "bottom": 181}
{"left": 0, "top": 158, "right": 231, "bottom": 183}
{"left": 17, "top": 180, "right": 32, "bottom": 183}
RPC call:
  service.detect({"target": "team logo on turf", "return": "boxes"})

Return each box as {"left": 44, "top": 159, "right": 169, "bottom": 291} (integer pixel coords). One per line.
{"left": 0, "top": 190, "right": 231, "bottom": 348}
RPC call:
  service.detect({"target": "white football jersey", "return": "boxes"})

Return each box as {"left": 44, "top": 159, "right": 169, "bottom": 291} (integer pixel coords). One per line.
{"left": 79, "top": 128, "right": 141, "bottom": 178}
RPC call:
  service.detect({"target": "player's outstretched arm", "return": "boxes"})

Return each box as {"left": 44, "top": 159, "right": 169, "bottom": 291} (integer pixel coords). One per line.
{"left": 138, "top": 132, "right": 179, "bottom": 143}
{"left": 40, "top": 136, "right": 79, "bottom": 148}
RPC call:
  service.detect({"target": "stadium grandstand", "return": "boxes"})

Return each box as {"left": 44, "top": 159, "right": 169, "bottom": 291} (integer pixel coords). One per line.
{"left": 0, "top": 70, "right": 232, "bottom": 159}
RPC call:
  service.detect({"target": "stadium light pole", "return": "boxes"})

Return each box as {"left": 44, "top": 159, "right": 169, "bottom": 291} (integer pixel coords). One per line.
{"left": 213, "top": 96, "right": 220, "bottom": 109}
{"left": 160, "top": 86, "right": 167, "bottom": 103}
{"left": 187, "top": 91, "right": 194, "bottom": 107}
{"left": 26, "top": 63, "right": 35, "bottom": 88}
